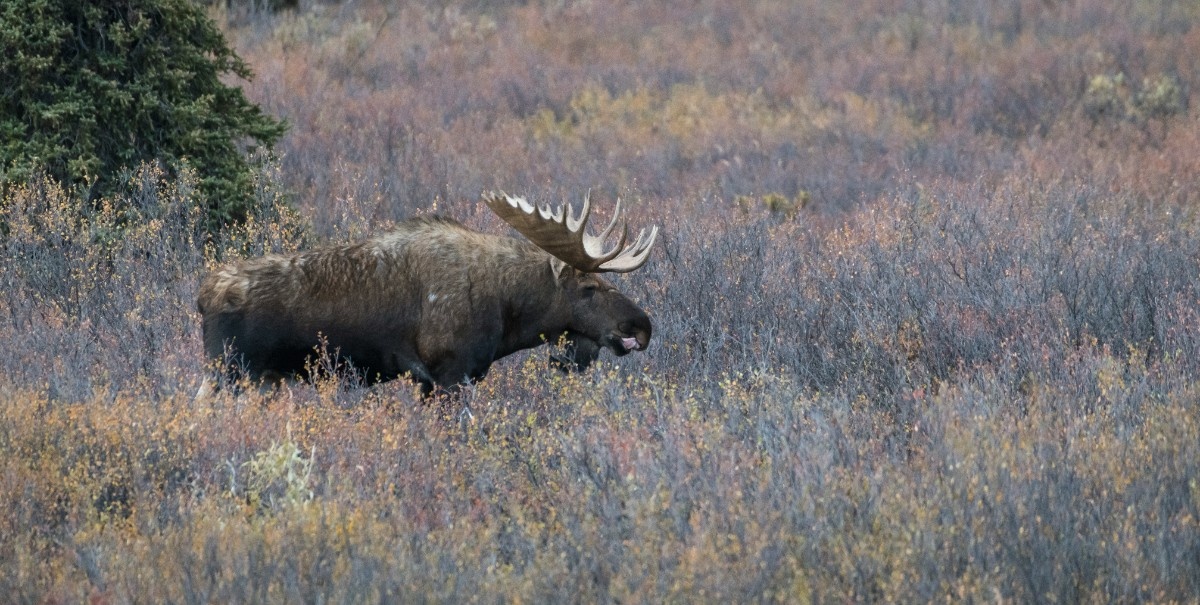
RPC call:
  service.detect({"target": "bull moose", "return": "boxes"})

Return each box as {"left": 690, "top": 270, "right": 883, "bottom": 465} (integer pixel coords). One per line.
{"left": 196, "top": 191, "right": 658, "bottom": 396}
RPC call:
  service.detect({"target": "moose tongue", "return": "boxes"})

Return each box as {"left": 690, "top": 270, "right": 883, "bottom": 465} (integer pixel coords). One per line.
{"left": 621, "top": 337, "right": 640, "bottom": 351}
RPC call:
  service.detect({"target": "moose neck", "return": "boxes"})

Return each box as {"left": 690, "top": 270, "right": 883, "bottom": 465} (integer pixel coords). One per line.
{"left": 493, "top": 249, "right": 574, "bottom": 358}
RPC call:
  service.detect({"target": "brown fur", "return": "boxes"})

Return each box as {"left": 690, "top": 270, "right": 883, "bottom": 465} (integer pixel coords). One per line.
{"left": 198, "top": 216, "right": 652, "bottom": 395}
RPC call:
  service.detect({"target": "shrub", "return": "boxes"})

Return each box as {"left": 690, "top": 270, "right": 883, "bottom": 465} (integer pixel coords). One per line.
{"left": 237, "top": 434, "right": 316, "bottom": 512}
{"left": 0, "top": 162, "right": 302, "bottom": 400}
{"left": 1082, "top": 71, "right": 1187, "bottom": 141}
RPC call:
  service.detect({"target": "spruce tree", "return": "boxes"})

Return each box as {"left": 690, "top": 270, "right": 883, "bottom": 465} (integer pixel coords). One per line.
{"left": 0, "top": 0, "right": 287, "bottom": 228}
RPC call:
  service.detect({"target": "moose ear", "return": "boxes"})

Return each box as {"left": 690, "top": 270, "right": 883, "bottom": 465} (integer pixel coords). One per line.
{"left": 549, "top": 257, "right": 569, "bottom": 281}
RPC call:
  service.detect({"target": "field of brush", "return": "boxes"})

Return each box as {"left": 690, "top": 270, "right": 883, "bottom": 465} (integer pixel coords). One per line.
{"left": 4, "top": 1, "right": 1200, "bottom": 602}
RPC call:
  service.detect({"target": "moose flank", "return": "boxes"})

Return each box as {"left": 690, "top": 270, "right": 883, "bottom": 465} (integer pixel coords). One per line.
{"left": 196, "top": 192, "right": 658, "bottom": 396}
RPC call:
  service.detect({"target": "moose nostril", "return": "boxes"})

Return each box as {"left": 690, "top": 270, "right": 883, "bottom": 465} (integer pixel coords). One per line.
{"left": 620, "top": 314, "right": 652, "bottom": 336}
{"left": 636, "top": 331, "right": 651, "bottom": 349}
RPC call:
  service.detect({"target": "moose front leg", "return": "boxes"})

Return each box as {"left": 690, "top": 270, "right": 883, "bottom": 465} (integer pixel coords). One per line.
{"left": 365, "top": 350, "right": 437, "bottom": 396}
{"left": 550, "top": 333, "right": 602, "bottom": 372}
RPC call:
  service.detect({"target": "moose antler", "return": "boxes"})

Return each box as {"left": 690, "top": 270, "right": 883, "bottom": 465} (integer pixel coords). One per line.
{"left": 483, "top": 191, "right": 658, "bottom": 273}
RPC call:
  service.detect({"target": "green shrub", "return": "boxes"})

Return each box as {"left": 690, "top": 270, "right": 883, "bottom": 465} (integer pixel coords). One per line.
{"left": 0, "top": 0, "right": 287, "bottom": 229}
{"left": 1082, "top": 71, "right": 1187, "bottom": 136}
{"left": 237, "top": 435, "right": 315, "bottom": 512}
{"left": 1134, "top": 73, "right": 1186, "bottom": 120}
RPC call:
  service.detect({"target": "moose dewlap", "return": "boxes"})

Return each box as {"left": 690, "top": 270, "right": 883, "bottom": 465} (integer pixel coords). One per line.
{"left": 197, "top": 191, "right": 658, "bottom": 395}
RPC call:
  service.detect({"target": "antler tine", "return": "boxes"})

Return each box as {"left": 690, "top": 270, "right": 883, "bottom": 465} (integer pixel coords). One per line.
{"left": 565, "top": 192, "right": 626, "bottom": 262}
{"left": 582, "top": 196, "right": 627, "bottom": 261}
{"left": 565, "top": 190, "right": 591, "bottom": 233}
{"left": 536, "top": 200, "right": 563, "bottom": 224}
{"left": 483, "top": 190, "right": 657, "bottom": 273}
{"left": 598, "top": 225, "right": 658, "bottom": 273}
{"left": 556, "top": 192, "right": 625, "bottom": 265}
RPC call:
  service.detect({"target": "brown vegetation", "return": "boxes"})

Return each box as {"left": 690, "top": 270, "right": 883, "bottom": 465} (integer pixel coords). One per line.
{"left": 3, "top": 0, "right": 1200, "bottom": 601}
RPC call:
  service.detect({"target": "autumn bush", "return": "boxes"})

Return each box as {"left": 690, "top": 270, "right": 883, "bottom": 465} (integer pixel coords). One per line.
{"left": 3, "top": 0, "right": 1200, "bottom": 602}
